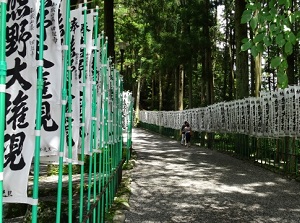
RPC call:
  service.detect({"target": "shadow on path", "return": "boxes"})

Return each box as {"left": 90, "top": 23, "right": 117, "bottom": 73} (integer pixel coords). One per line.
{"left": 125, "top": 128, "right": 300, "bottom": 223}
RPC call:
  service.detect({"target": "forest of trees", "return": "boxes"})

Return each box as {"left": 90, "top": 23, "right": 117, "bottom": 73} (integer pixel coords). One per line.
{"left": 73, "top": 0, "right": 300, "bottom": 113}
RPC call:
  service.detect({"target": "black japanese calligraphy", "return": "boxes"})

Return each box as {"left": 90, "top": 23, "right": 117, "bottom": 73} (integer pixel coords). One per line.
{"left": 4, "top": 132, "right": 26, "bottom": 171}
{"left": 6, "top": 91, "right": 29, "bottom": 130}
{"left": 6, "top": 58, "right": 32, "bottom": 90}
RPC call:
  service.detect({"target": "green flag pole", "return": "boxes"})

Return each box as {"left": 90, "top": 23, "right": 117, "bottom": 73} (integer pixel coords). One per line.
{"left": 97, "top": 31, "right": 103, "bottom": 222}
{"left": 126, "top": 94, "right": 131, "bottom": 162}
{"left": 56, "top": 0, "right": 71, "bottom": 221}
{"left": 115, "top": 70, "right": 120, "bottom": 190}
{"left": 87, "top": 8, "right": 99, "bottom": 222}
{"left": 118, "top": 73, "right": 123, "bottom": 164}
{"left": 79, "top": 1, "right": 88, "bottom": 221}
{"left": 116, "top": 71, "right": 122, "bottom": 186}
{"left": 0, "top": 0, "right": 7, "bottom": 221}
{"left": 109, "top": 66, "right": 115, "bottom": 205}
{"left": 116, "top": 71, "right": 120, "bottom": 161}
{"left": 31, "top": 0, "right": 46, "bottom": 222}
{"left": 104, "top": 44, "right": 110, "bottom": 213}
{"left": 92, "top": 6, "right": 99, "bottom": 222}
{"left": 127, "top": 94, "right": 133, "bottom": 161}
{"left": 67, "top": 3, "right": 74, "bottom": 221}
{"left": 108, "top": 61, "right": 114, "bottom": 208}
{"left": 119, "top": 77, "right": 125, "bottom": 163}
{"left": 96, "top": 32, "right": 102, "bottom": 221}
{"left": 100, "top": 34, "right": 107, "bottom": 223}
{"left": 97, "top": 31, "right": 102, "bottom": 222}
{"left": 113, "top": 69, "right": 117, "bottom": 190}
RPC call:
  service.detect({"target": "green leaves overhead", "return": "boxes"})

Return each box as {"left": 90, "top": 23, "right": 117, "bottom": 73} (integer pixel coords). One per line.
{"left": 275, "top": 34, "right": 285, "bottom": 47}
{"left": 241, "top": 40, "right": 252, "bottom": 51}
{"left": 284, "top": 41, "right": 293, "bottom": 55}
{"left": 241, "top": 0, "right": 299, "bottom": 88}
{"left": 250, "top": 14, "right": 258, "bottom": 30}
{"left": 241, "top": 10, "right": 252, "bottom": 24}
{"left": 271, "top": 57, "right": 281, "bottom": 68}
{"left": 277, "top": 70, "right": 288, "bottom": 88}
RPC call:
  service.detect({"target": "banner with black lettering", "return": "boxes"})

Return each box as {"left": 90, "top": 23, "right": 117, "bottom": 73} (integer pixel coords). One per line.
{"left": 79, "top": 12, "right": 94, "bottom": 155}
{"left": 39, "top": 0, "right": 63, "bottom": 159}
{"left": 4, "top": 0, "right": 38, "bottom": 203}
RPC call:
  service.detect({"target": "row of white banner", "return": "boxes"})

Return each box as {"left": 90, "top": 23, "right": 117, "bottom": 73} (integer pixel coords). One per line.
{"left": 139, "top": 86, "right": 300, "bottom": 138}
{"left": 4, "top": 0, "right": 125, "bottom": 204}
{"left": 122, "top": 91, "right": 134, "bottom": 131}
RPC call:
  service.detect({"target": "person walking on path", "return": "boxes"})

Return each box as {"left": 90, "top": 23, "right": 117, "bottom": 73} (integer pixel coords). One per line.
{"left": 184, "top": 122, "right": 192, "bottom": 147}
{"left": 180, "top": 121, "right": 188, "bottom": 145}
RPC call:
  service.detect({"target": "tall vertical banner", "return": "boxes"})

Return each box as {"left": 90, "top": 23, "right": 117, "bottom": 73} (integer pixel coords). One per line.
{"left": 60, "top": 7, "right": 83, "bottom": 163}
{"left": 39, "top": 0, "right": 63, "bottom": 158}
{"left": 96, "top": 35, "right": 102, "bottom": 150}
{"left": 82, "top": 12, "right": 94, "bottom": 155}
{"left": 4, "top": 0, "right": 37, "bottom": 203}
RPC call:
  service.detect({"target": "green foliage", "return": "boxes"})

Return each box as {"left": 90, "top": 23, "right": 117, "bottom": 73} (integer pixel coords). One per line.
{"left": 47, "top": 164, "right": 81, "bottom": 176}
{"left": 113, "top": 0, "right": 224, "bottom": 110}
{"left": 240, "top": 0, "right": 299, "bottom": 88}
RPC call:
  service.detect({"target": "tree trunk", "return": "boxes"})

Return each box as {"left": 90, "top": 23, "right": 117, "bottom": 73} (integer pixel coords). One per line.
{"left": 188, "top": 61, "right": 193, "bottom": 109}
{"left": 203, "top": 0, "right": 214, "bottom": 149}
{"left": 135, "top": 77, "right": 141, "bottom": 122}
{"left": 104, "top": 0, "right": 115, "bottom": 60}
{"left": 159, "top": 71, "right": 163, "bottom": 111}
{"left": 201, "top": 55, "right": 206, "bottom": 106}
{"left": 235, "top": 0, "right": 249, "bottom": 99}
{"left": 178, "top": 65, "right": 184, "bottom": 110}
{"left": 250, "top": 31, "right": 255, "bottom": 96}
{"left": 254, "top": 53, "right": 262, "bottom": 97}
{"left": 223, "top": 3, "right": 230, "bottom": 101}
{"left": 229, "top": 29, "right": 235, "bottom": 100}
{"left": 174, "top": 68, "right": 178, "bottom": 110}
{"left": 151, "top": 76, "right": 155, "bottom": 110}
{"left": 235, "top": 0, "right": 249, "bottom": 156}
{"left": 287, "top": 53, "right": 295, "bottom": 86}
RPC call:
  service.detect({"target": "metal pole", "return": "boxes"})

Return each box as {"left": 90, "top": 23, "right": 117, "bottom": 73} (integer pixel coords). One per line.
{"left": 31, "top": 0, "right": 45, "bottom": 221}
{"left": 56, "top": 0, "right": 70, "bottom": 221}
{"left": 92, "top": 7, "right": 99, "bottom": 222}
{"left": 100, "top": 34, "right": 107, "bottom": 223}
{"left": 0, "top": 1, "right": 7, "bottom": 221}
{"left": 79, "top": 1, "right": 88, "bottom": 221}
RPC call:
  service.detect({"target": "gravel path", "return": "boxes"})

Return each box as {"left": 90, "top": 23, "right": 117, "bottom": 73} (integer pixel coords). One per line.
{"left": 125, "top": 128, "right": 300, "bottom": 223}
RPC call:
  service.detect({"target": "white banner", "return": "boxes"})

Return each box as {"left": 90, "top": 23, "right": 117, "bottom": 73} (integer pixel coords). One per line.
{"left": 138, "top": 87, "right": 300, "bottom": 138}
{"left": 39, "top": 0, "right": 63, "bottom": 159}
{"left": 4, "top": 0, "right": 38, "bottom": 203}
{"left": 81, "top": 12, "right": 94, "bottom": 155}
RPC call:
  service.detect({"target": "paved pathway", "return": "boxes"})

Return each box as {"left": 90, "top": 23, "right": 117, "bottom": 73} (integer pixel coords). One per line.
{"left": 125, "top": 128, "right": 300, "bottom": 223}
